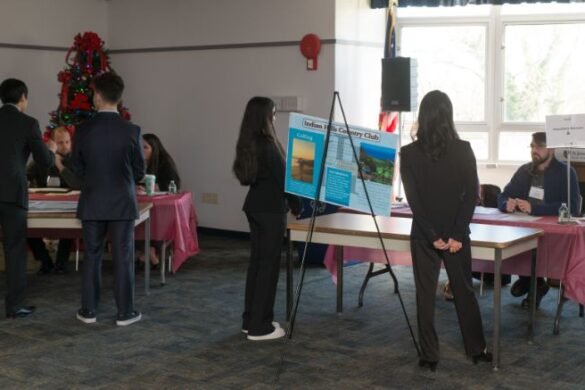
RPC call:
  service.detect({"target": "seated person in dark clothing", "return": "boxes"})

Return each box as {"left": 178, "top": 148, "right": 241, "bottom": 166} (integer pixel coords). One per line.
{"left": 471, "top": 184, "right": 511, "bottom": 286}
{"left": 136, "top": 133, "right": 181, "bottom": 268}
{"left": 27, "top": 126, "right": 81, "bottom": 274}
{"left": 497, "top": 131, "right": 580, "bottom": 308}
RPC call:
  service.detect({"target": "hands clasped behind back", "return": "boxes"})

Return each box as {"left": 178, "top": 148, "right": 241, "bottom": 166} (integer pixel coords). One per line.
{"left": 433, "top": 238, "right": 463, "bottom": 253}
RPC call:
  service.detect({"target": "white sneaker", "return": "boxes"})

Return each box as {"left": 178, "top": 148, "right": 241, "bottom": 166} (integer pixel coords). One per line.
{"left": 247, "top": 326, "right": 286, "bottom": 341}
{"left": 76, "top": 309, "right": 97, "bottom": 324}
{"left": 116, "top": 311, "right": 142, "bottom": 326}
{"left": 241, "top": 321, "right": 281, "bottom": 334}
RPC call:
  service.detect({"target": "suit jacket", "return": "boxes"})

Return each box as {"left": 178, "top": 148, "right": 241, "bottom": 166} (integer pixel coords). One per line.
{"left": 0, "top": 104, "right": 54, "bottom": 208}
{"left": 71, "top": 112, "right": 145, "bottom": 220}
{"left": 400, "top": 139, "right": 478, "bottom": 243}
{"left": 27, "top": 153, "right": 82, "bottom": 190}
{"left": 243, "top": 137, "right": 298, "bottom": 214}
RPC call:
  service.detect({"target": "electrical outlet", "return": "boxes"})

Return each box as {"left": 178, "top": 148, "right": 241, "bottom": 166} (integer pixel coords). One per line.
{"left": 202, "top": 192, "right": 218, "bottom": 204}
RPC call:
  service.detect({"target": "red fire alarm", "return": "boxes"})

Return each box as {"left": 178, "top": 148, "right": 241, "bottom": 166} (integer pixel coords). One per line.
{"left": 300, "top": 34, "right": 321, "bottom": 71}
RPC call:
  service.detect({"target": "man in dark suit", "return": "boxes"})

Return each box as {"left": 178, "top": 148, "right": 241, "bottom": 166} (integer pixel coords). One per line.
{"left": 0, "top": 78, "right": 55, "bottom": 318}
{"left": 70, "top": 72, "right": 145, "bottom": 326}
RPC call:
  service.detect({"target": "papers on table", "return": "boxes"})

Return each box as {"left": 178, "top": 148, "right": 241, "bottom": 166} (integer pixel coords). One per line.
{"left": 474, "top": 206, "right": 502, "bottom": 215}
{"left": 29, "top": 187, "right": 71, "bottom": 193}
{"left": 498, "top": 212, "right": 541, "bottom": 222}
{"left": 28, "top": 200, "right": 78, "bottom": 213}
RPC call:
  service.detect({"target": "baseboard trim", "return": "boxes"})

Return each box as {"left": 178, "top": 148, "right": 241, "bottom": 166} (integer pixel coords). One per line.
{"left": 198, "top": 227, "right": 249, "bottom": 240}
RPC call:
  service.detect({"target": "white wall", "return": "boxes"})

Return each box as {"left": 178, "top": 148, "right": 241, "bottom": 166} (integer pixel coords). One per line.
{"left": 107, "top": 0, "right": 335, "bottom": 48}
{"left": 108, "top": 0, "right": 336, "bottom": 232}
{"left": 0, "top": 0, "right": 108, "bottom": 125}
{"left": 0, "top": 0, "right": 520, "bottom": 232}
{"left": 334, "top": 0, "right": 385, "bottom": 128}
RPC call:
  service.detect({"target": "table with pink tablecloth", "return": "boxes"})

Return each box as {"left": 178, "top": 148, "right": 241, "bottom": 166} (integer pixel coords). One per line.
{"left": 324, "top": 207, "right": 585, "bottom": 305}
{"left": 28, "top": 191, "right": 199, "bottom": 273}
{"left": 135, "top": 192, "right": 199, "bottom": 272}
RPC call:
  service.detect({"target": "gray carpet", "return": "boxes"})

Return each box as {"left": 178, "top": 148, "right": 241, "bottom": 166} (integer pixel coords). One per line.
{"left": 1, "top": 233, "right": 584, "bottom": 389}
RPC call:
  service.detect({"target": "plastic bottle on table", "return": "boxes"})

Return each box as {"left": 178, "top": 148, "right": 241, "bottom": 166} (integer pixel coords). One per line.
{"left": 558, "top": 202, "right": 569, "bottom": 224}
{"left": 168, "top": 180, "right": 177, "bottom": 194}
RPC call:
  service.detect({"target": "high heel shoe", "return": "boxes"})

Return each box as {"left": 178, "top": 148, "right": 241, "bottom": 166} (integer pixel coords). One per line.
{"left": 472, "top": 350, "right": 493, "bottom": 364}
{"left": 443, "top": 281, "right": 454, "bottom": 301}
{"left": 418, "top": 359, "right": 438, "bottom": 372}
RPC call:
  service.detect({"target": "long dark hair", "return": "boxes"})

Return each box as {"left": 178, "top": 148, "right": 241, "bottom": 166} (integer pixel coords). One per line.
{"left": 233, "top": 97, "right": 284, "bottom": 185}
{"left": 143, "top": 133, "right": 180, "bottom": 182}
{"left": 413, "top": 90, "right": 459, "bottom": 161}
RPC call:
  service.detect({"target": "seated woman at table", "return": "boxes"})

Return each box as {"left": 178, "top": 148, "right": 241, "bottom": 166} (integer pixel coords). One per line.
{"left": 400, "top": 90, "right": 491, "bottom": 371}
{"left": 139, "top": 133, "right": 181, "bottom": 192}
{"left": 136, "top": 133, "right": 181, "bottom": 268}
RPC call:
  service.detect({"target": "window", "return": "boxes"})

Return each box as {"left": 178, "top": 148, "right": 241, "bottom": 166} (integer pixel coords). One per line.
{"left": 400, "top": 25, "right": 486, "bottom": 123}
{"left": 503, "top": 23, "right": 585, "bottom": 123}
{"left": 396, "top": 4, "right": 585, "bottom": 163}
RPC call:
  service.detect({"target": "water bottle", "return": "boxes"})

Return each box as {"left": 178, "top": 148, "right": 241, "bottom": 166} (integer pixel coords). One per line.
{"left": 558, "top": 203, "right": 569, "bottom": 224}
{"left": 46, "top": 175, "right": 61, "bottom": 188}
{"left": 168, "top": 180, "right": 177, "bottom": 194}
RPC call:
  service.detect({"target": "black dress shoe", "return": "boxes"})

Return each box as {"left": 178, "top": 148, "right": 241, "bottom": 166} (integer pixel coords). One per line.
{"left": 472, "top": 350, "right": 493, "bottom": 364}
{"left": 418, "top": 359, "right": 438, "bottom": 372}
{"left": 510, "top": 278, "right": 530, "bottom": 297}
{"left": 37, "top": 266, "right": 53, "bottom": 275}
{"left": 521, "top": 282, "right": 550, "bottom": 309}
{"left": 6, "top": 306, "right": 36, "bottom": 319}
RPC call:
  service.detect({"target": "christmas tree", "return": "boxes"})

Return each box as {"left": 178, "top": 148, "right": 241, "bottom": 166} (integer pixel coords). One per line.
{"left": 44, "top": 32, "right": 131, "bottom": 141}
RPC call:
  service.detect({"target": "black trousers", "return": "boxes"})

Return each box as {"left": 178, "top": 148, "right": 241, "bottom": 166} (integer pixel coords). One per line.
{"left": 411, "top": 239, "right": 487, "bottom": 362}
{"left": 243, "top": 212, "right": 286, "bottom": 336}
{"left": 81, "top": 220, "right": 135, "bottom": 315}
{"left": 27, "top": 237, "right": 73, "bottom": 269}
{"left": 0, "top": 202, "right": 28, "bottom": 311}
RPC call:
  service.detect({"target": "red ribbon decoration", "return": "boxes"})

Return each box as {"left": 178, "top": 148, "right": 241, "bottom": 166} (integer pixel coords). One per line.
{"left": 57, "top": 71, "right": 72, "bottom": 110}
{"left": 66, "top": 32, "right": 104, "bottom": 71}
{"left": 70, "top": 93, "right": 91, "bottom": 111}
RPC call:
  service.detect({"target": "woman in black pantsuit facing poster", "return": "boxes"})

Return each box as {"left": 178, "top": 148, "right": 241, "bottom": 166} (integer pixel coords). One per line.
{"left": 400, "top": 90, "right": 492, "bottom": 371}
{"left": 233, "top": 97, "right": 297, "bottom": 341}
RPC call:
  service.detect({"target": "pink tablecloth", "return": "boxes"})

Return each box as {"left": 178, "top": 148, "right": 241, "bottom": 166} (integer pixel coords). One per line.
{"left": 135, "top": 193, "right": 199, "bottom": 272}
{"left": 324, "top": 207, "right": 585, "bottom": 305}
{"left": 28, "top": 191, "right": 200, "bottom": 273}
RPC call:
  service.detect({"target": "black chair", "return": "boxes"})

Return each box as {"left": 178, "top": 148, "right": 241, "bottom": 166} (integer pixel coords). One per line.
{"left": 474, "top": 184, "right": 511, "bottom": 294}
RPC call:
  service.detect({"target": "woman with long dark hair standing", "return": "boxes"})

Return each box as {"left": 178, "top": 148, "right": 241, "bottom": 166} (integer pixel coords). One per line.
{"left": 400, "top": 90, "right": 491, "bottom": 371}
{"left": 233, "top": 97, "right": 297, "bottom": 341}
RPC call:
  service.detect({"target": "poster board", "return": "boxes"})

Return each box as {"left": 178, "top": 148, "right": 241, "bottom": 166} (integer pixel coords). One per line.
{"left": 285, "top": 113, "right": 398, "bottom": 216}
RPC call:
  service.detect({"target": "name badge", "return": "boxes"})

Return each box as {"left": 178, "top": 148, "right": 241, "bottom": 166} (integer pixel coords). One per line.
{"left": 529, "top": 186, "right": 544, "bottom": 200}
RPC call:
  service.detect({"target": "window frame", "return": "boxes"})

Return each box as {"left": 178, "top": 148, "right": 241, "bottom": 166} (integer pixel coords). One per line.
{"left": 396, "top": 5, "right": 585, "bottom": 164}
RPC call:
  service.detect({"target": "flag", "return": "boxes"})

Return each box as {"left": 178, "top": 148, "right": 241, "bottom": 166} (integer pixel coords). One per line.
{"left": 379, "top": 3, "right": 398, "bottom": 133}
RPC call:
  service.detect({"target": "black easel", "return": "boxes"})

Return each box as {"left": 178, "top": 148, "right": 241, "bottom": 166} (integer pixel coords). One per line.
{"left": 278, "top": 92, "right": 420, "bottom": 380}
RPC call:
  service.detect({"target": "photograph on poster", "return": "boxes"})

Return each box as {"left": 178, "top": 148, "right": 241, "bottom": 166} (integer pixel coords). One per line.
{"left": 291, "top": 139, "right": 316, "bottom": 183}
{"left": 359, "top": 143, "right": 396, "bottom": 185}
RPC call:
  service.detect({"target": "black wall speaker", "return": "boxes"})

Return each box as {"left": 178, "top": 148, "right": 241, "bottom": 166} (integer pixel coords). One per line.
{"left": 370, "top": 0, "right": 389, "bottom": 8}
{"left": 381, "top": 57, "right": 418, "bottom": 112}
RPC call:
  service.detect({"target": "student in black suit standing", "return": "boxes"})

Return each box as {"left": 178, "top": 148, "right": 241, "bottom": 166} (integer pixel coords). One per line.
{"left": 71, "top": 72, "right": 145, "bottom": 326}
{"left": 0, "top": 78, "right": 54, "bottom": 318}
{"left": 233, "top": 97, "right": 298, "bottom": 341}
{"left": 400, "top": 90, "right": 491, "bottom": 371}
